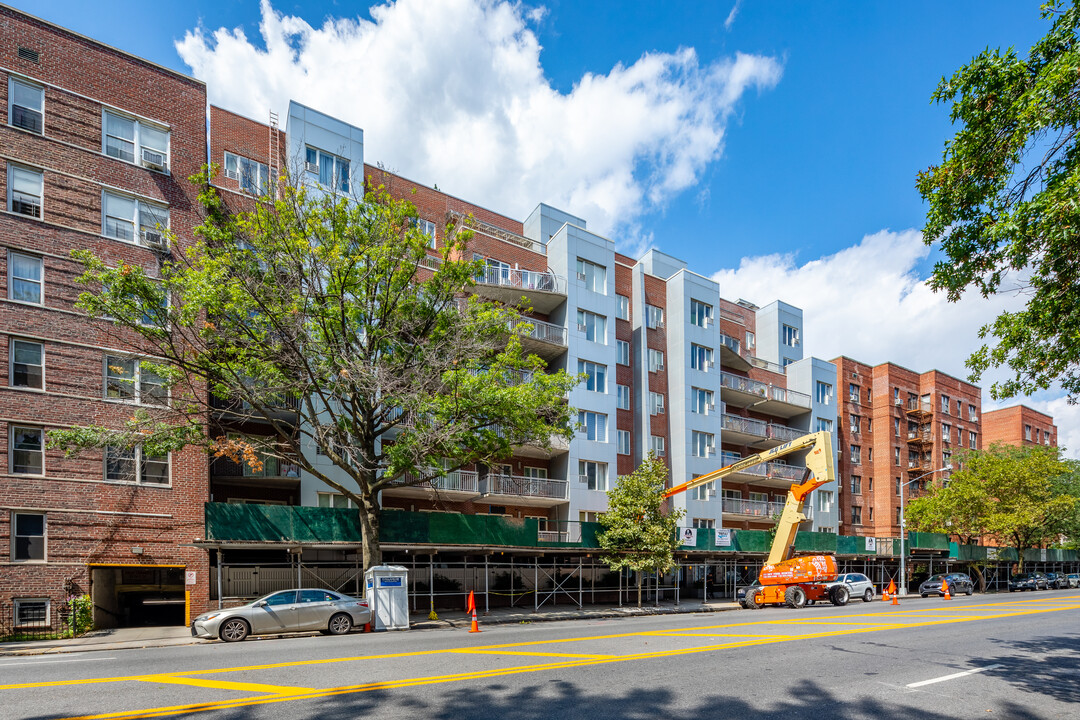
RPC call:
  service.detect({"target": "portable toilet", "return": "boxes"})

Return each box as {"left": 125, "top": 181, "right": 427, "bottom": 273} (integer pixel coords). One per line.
{"left": 364, "top": 565, "right": 409, "bottom": 630}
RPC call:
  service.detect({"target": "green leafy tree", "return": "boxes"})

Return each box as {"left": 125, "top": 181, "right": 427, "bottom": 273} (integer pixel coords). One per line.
{"left": 906, "top": 444, "right": 1079, "bottom": 573}
{"left": 917, "top": 1, "right": 1080, "bottom": 399}
{"left": 597, "top": 454, "right": 685, "bottom": 607}
{"left": 49, "top": 169, "right": 578, "bottom": 571}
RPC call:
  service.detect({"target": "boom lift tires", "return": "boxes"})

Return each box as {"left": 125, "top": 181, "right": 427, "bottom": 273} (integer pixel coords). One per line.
{"left": 743, "top": 590, "right": 760, "bottom": 610}
{"left": 784, "top": 585, "right": 808, "bottom": 609}
{"left": 828, "top": 584, "right": 850, "bottom": 606}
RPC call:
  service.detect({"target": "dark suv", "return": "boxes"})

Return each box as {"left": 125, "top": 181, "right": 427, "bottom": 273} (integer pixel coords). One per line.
{"left": 919, "top": 572, "right": 974, "bottom": 597}
{"left": 1009, "top": 573, "right": 1049, "bottom": 591}
{"left": 1044, "top": 572, "right": 1069, "bottom": 589}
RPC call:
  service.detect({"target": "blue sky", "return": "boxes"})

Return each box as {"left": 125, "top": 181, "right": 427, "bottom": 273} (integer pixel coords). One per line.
{"left": 20, "top": 0, "right": 1072, "bottom": 448}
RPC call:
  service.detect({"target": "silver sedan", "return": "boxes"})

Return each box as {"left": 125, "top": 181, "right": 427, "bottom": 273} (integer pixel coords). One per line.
{"left": 192, "top": 589, "right": 371, "bottom": 642}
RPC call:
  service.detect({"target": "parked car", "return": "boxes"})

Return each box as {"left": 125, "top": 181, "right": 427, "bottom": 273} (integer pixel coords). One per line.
{"left": 1044, "top": 572, "right": 1070, "bottom": 589}
{"left": 191, "top": 589, "right": 371, "bottom": 642}
{"left": 1067, "top": 573, "right": 1080, "bottom": 588}
{"left": 1008, "top": 573, "right": 1049, "bottom": 591}
{"left": 919, "top": 573, "right": 974, "bottom": 597}
{"left": 827, "top": 573, "right": 876, "bottom": 603}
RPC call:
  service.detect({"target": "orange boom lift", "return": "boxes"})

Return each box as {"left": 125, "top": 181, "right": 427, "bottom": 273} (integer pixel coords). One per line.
{"left": 664, "top": 431, "right": 848, "bottom": 609}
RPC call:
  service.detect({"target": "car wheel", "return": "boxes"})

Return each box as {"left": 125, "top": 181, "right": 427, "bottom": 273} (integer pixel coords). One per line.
{"left": 784, "top": 585, "right": 807, "bottom": 609}
{"left": 219, "top": 618, "right": 249, "bottom": 643}
{"left": 328, "top": 613, "right": 353, "bottom": 635}
{"left": 921, "top": 593, "right": 928, "bottom": 598}
{"left": 863, "top": 588, "right": 874, "bottom": 603}
{"left": 966, "top": 587, "right": 973, "bottom": 596}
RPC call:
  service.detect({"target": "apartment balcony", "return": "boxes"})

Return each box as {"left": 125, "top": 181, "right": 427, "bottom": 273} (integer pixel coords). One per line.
{"left": 720, "top": 413, "right": 767, "bottom": 445}
{"left": 718, "top": 333, "right": 752, "bottom": 372}
{"left": 717, "top": 451, "right": 806, "bottom": 488}
{"left": 722, "top": 497, "right": 786, "bottom": 521}
{"left": 514, "top": 316, "right": 567, "bottom": 361}
{"left": 749, "top": 422, "right": 805, "bottom": 450}
{"left": 906, "top": 398, "right": 933, "bottom": 420}
{"left": 474, "top": 266, "right": 566, "bottom": 314}
{"left": 210, "top": 456, "right": 302, "bottom": 489}
{"left": 747, "top": 356, "right": 783, "bottom": 374}
{"left": 719, "top": 372, "right": 811, "bottom": 418}
{"left": 210, "top": 392, "right": 300, "bottom": 424}
{"left": 480, "top": 473, "right": 569, "bottom": 508}
{"left": 718, "top": 451, "right": 767, "bottom": 484}
{"left": 383, "top": 469, "right": 481, "bottom": 503}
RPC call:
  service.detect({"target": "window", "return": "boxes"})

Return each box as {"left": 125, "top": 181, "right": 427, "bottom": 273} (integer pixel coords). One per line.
{"left": 893, "top": 387, "right": 901, "bottom": 404}
{"left": 616, "top": 429, "right": 630, "bottom": 455}
{"left": 691, "top": 431, "right": 715, "bottom": 458}
{"left": 691, "top": 482, "right": 714, "bottom": 501}
{"left": 942, "top": 422, "right": 951, "bottom": 441}
{"left": 10, "top": 339, "right": 43, "bottom": 390}
{"left": 850, "top": 445, "right": 861, "bottom": 465}
{"left": 868, "top": 478, "right": 874, "bottom": 492}
{"left": 815, "top": 417, "right": 833, "bottom": 432}
{"left": 105, "top": 445, "right": 170, "bottom": 484}
{"left": 941, "top": 395, "right": 950, "bottom": 414}
{"left": 957, "top": 399, "right": 963, "bottom": 416}
{"left": 943, "top": 450, "right": 952, "bottom": 468}
{"left": 817, "top": 490, "right": 833, "bottom": 512}
{"left": 576, "top": 309, "right": 607, "bottom": 344}
{"left": 616, "top": 294, "right": 630, "bottom": 320}
{"left": 14, "top": 598, "right": 49, "bottom": 626}
{"left": 689, "top": 299, "right": 713, "bottom": 328}
{"left": 223, "top": 152, "right": 270, "bottom": 195}
{"left": 850, "top": 414, "right": 861, "bottom": 434}
{"left": 648, "top": 348, "right": 665, "bottom": 372}
{"left": 969, "top": 404, "right": 977, "bottom": 421}
{"left": 969, "top": 431, "right": 977, "bottom": 449}
{"left": 11, "top": 426, "right": 42, "bottom": 475}
{"left": 745, "top": 331, "right": 756, "bottom": 350}
{"left": 317, "top": 492, "right": 356, "bottom": 509}
{"left": 650, "top": 435, "right": 665, "bottom": 457}
{"left": 305, "top": 146, "right": 350, "bottom": 191}
{"left": 104, "top": 356, "right": 167, "bottom": 405}
{"left": 868, "top": 507, "right": 875, "bottom": 522}
{"left": 617, "top": 340, "right": 630, "bottom": 365}
{"left": 896, "top": 507, "right": 901, "bottom": 524}
{"left": 957, "top": 426, "right": 963, "bottom": 444}
{"left": 690, "top": 343, "right": 714, "bottom": 371}
{"left": 103, "top": 191, "right": 169, "bottom": 246}
{"left": 578, "top": 360, "right": 607, "bottom": 393}
{"left": 867, "top": 448, "right": 873, "bottom": 462}
{"left": 849, "top": 384, "right": 860, "bottom": 402}
{"left": 893, "top": 418, "right": 901, "bottom": 436}
{"left": 692, "top": 517, "right": 715, "bottom": 528}
{"left": 12, "top": 512, "right": 45, "bottom": 561}
{"left": 8, "top": 165, "right": 42, "bottom": 218}
{"left": 577, "top": 411, "right": 607, "bottom": 442}
{"left": 579, "top": 460, "right": 607, "bottom": 491}
{"left": 617, "top": 384, "right": 631, "bottom": 410}
{"left": 896, "top": 477, "right": 902, "bottom": 495}
{"left": 1024, "top": 424, "right": 1032, "bottom": 441}
{"left": 691, "top": 387, "right": 714, "bottom": 415}
{"left": 649, "top": 391, "right": 665, "bottom": 415}
{"left": 523, "top": 466, "right": 548, "bottom": 479}
{"left": 412, "top": 218, "right": 436, "bottom": 248}
{"left": 815, "top": 381, "right": 832, "bottom": 405}
{"left": 103, "top": 110, "right": 169, "bottom": 170}
{"left": 8, "top": 251, "right": 42, "bottom": 304}
{"left": 867, "top": 418, "right": 873, "bottom": 433}
{"left": 10, "top": 77, "right": 44, "bottom": 134}
{"left": 783, "top": 358, "right": 793, "bottom": 368}
{"left": 851, "top": 475, "right": 862, "bottom": 495}
{"left": 782, "top": 324, "right": 800, "bottom": 346}
{"left": 645, "top": 304, "right": 664, "bottom": 329}
{"left": 851, "top": 505, "right": 862, "bottom": 525}
{"left": 575, "top": 258, "right": 606, "bottom": 294}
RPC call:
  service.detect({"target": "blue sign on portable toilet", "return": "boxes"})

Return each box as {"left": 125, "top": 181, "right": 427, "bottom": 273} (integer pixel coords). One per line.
{"left": 364, "top": 564, "right": 409, "bottom": 630}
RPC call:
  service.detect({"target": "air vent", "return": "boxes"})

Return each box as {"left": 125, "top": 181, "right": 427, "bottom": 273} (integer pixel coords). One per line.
{"left": 17, "top": 47, "right": 40, "bottom": 64}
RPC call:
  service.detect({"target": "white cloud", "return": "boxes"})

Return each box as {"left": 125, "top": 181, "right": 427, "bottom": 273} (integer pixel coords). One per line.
{"left": 176, "top": 0, "right": 782, "bottom": 237}
{"left": 725, "top": 0, "right": 742, "bottom": 31}
{"left": 710, "top": 229, "right": 1077, "bottom": 457}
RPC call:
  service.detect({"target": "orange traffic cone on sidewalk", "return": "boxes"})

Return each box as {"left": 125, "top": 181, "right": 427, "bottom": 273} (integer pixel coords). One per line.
{"left": 941, "top": 577, "right": 951, "bottom": 600}
{"left": 467, "top": 590, "right": 481, "bottom": 633}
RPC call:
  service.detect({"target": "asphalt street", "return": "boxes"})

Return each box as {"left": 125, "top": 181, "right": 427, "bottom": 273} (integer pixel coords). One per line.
{"left": 2, "top": 590, "right": 1078, "bottom": 720}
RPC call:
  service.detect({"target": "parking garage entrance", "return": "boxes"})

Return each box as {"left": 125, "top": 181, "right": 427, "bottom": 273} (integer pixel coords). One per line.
{"left": 90, "top": 565, "right": 187, "bottom": 629}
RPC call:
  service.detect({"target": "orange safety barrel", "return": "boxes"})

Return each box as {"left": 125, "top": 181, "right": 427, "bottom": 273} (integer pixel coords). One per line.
{"left": 759, "top": 555, "right": 837, "bottom": 586}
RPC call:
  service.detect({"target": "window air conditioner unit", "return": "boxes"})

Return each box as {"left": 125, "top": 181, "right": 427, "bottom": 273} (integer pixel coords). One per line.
{"left": 894, "top": 398, "right": 903, "bottom": 405}
{"left": 656, "top": 406, "right": 665, "bottom": 415}
{"left": 12, "top": 198, "right": 41, "bottom": 218}
{"left": 655, "top": 363, "right": 664, "bottom": 372}
{"left": 709, "top": 488, "right": 717, "bottom": 497}
{"left": 224, "top": 168, "right": 240, "bottom": 181}
{"left": 577, "top": 323, "right": 588, "bottom": 333}
{"left": 707, "top": 403, "right": 716, "bottom": 413}
{"left": 142, "top": 230, "right": 167, "bottom": 249}
{"left": 305, "top": 161, "right": 319, "bottom": 173}
{"left": 141, "top": 148, "right": 167, "bottom": 171}
{"left": 705, "top": 316, "right": 713, "bottom": 327}
{"left": 705, "top": 360, "right": 715, "bottom": 369}
{"left": 576, "top": 271, "right": 587, "bottom": 282}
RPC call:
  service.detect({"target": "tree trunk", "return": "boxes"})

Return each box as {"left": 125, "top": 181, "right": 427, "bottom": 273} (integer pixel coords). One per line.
{"left": 969, "top": 563, "right": 985, "bottom": 592}
{"left": 358, "top": 496, "right": 382, "bottom": 575}
{"left": 636, "top": 572, "right": 642, "bottom": 608}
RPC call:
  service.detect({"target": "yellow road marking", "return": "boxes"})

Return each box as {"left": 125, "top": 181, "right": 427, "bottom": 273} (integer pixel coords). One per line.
{"left": 138, "top": 675, "right": 312, "bottom": 695}
{"left": 46, "top": 600, "right": 1080, "bottom": 720}
{"left": 452, "top": 649, "right": 615, "bottom": 659}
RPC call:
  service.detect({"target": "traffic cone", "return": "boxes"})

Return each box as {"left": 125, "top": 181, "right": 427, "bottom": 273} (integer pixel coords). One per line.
{"left": 466, "top": 590, "right": 475, "bottom": 614}
{"left": 882, "top": 584, "right": 890, "bottom": 602}
{"left": 941, "top": 577, "right": 951, "bottom": 600}
{"left": 363, "top": 623, "right": 371, "bottom": 633}
{"left": 469, "top": 606, "right": 480, "bottom": 633}
{"left": 891, "top": 591, "right": 899, "bottom": 606}
{"left": 887, "top": 579, "right": 897, "bottom": 596}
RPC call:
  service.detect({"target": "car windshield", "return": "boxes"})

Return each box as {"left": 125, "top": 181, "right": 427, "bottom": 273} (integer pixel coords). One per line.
{"left": 1011, "top": 574, "right": 1032, "bottom": 580}
{"left": 926, "top": 574, "right": 945, "bottom": 582}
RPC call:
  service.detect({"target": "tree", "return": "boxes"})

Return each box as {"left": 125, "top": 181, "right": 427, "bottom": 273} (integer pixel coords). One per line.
{"left": 597, "top": 454, "right": 685, "bottom": 607}
{"left": 917, "top": 1, "right": 1080, "bottom": 400}
{"left": 49, "top": 169, "right": 578, "bottom": 571}
{"left": 906, "top": 444, "right": 1080, "bottom": 573}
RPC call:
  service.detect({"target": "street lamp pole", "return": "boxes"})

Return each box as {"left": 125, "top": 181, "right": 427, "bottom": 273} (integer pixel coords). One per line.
{"left": 898, "top": 466, "right": 949, "bottom": 595}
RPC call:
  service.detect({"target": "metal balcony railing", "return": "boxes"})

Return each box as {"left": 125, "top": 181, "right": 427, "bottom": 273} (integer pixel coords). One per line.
{"left": 210, "top": 456, "right": 301, "bottom": 479}
{"left": 720, "top": 371, "right": 768, "bottom": 397}
{"left": 719, "top": 333, "right": 741, "bottom": 355}
{"left": 484, "top": 473, "right": 568, "bottom": 500}
{"left": 747, "top": 356, "right": 783, "bottom": 374}
{"left": 393, "top": 469, "right": 480, "bottom": 493}
{"left": 722, "top": 498, "right": 781, "bottom": 517}
{"left": 767, "top": 423, "right": 803, "bottom": 443}
{"left": 766, "top": 462, "right": 805, "bottom": 481}
{"left": 513, "top": 317, "right": 567, "bottom": 346}
{"left": 767, "top": 384, "right": 811, "bottom": 408}
{"left": 907, "top": 399, "right": 932, "bottom": 413}
{"left": 475, "top": 266, "right": 562, "bottom": 294}
{"left": 721, "top": 413, "right": 768, "bottom": 437}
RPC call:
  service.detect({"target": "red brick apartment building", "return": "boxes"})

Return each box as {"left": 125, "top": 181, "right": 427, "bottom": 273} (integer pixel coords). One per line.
{"left": 981, "top": 405, "right": 1057, "bottom": 449}
{"left": 0, "top": 7, "right": 210, "bottom": 629}
{"left": 830, "top": 357, "right": 982, "bottom": 539}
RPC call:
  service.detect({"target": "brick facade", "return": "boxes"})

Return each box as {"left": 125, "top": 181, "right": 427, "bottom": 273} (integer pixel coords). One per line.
{"left": 981, "top": 405, "right": 1057, "bottom": 449}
